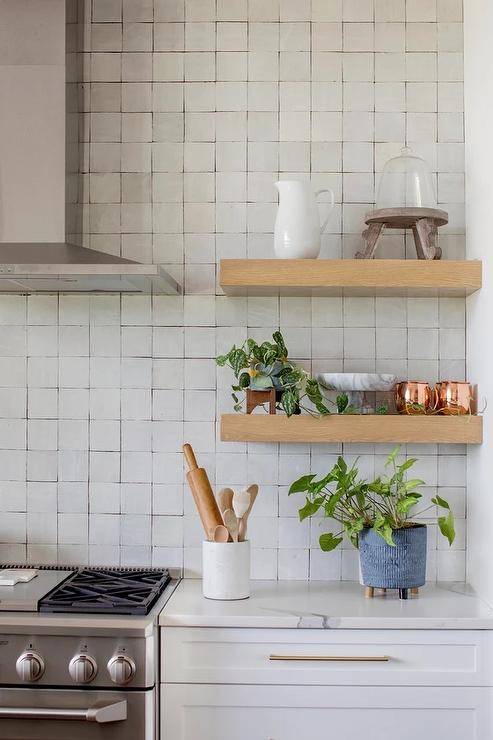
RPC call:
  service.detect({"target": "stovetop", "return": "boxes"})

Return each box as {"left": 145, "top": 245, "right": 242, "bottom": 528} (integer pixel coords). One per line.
{"left": 0, "top": 564, "right": 172, "bottom": 616}
{"left": 39, "top": 567, "right": 171, "bottom": 615}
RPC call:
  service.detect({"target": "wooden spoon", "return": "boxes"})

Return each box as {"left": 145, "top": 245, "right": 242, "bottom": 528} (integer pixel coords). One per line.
{"left": 238, "top": 484, "right": 259, "bottom": 542}
{"left": 212, "top": 524, "right": 230, "bottom": 543}
{"left": 223, "top": 508, "right": 239, "bottom": 543}
{"left": 217, "top": 487, "right": 234, "bottom": 518}
{"left": 233, "top": 488, "right": 251, "bottom": 522}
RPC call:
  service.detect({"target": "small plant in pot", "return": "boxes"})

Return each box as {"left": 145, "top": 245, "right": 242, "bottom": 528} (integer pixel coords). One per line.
{"left": 216, "top": 331, "right": 333, "bottom": 417}
{"left": 289, "top": 447, "right": 455, "bottom": 599}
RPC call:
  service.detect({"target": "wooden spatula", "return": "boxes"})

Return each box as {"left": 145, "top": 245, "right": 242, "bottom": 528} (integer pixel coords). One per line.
{"left": 223, "top": 508, "right": 239, "bottom": 543}
{"left": 238, "top": 484, "right": 259, "bottom": 542}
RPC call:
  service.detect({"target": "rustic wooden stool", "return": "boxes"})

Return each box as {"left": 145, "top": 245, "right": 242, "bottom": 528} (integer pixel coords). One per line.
{"left": 356, "top": 208, "right": 448, "bottom": 260}
{"left": 246, "top": 388, "right": 277, "bottom": 414}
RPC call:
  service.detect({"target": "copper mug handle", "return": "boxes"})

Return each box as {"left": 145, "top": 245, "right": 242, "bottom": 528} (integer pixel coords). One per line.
{"left": 432, "top": 384, "right": 440, "bottom": 412}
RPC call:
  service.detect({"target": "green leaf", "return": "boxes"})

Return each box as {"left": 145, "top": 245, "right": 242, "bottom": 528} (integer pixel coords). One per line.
{"left": 324, "top": 490, "right": 344, "bottom": 518}
{"left": 356, "top": 490, "right": 366, "bottom": 509}
{"left": 337, "top": 456, "right": 347, "bottom": 474}
{"left": 403, "top": 478, "right": 425, "bottom": 491}
{"left": 431, "top": 495, "right": 450, "bottom": 510}
{"left": 397, "top": 457, "right": 417, "bottom": 473}
{"left": 272, "top": 330, "right": 288, "bottom": 357}
{"left": 289, "top": 474, "right": 316, "bottom": 494}
{"left": 376, "top": 404, "right": 388, "bottom": 415}
{"left": 305, "top": 378, "right": 331, "bottom": 415}
{"left": 344, "top": 517, "right": 365, "bottom": 548}
{"left": 299, "top": 500, "right": 321, "bottom": 521}
{"left": 319, "top": 532, "right": 343, "bottom": 552}
{"left": 279, "top": 371, "right": 300, "bottom": 387}
{"left": 262, "top": 348, "right": 277, "bottom": 366}
{"left": 238, "top": 372, "right": 250, "bottom": 389}
{"left": 281, "top": 388, "right": 299, "bottom": 417}
{"left": 216, "top": 353, "right": 229, "bottom": 366}
{"left": 373, "top": 513, "right": 395, "bottom": 546}
{"left": 437, "top": 511, "right": 455, "bottom": 546}
{"left": 336, "top": 393, "right": 349, "bottom": 414}
{"left": 385, "top": 445, "right": 401, "bottom": 466}
{"left": 396, "top": 493, "right": 421, "bottom": 515}
{"left": 310, "top": 470, "right": 337, "bottom": 495}
{"left": 229, "top": 348, "right": 248, "bottom": 376}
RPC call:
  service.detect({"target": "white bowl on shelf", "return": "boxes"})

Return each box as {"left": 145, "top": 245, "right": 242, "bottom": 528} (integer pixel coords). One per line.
{"left": 318, "top": 373, "right": 397, "bottom": 392}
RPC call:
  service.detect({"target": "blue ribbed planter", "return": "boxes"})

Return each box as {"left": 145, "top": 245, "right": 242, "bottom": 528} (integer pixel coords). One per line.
{"left": 359, "top": 525, "right": 427, "bottom": 589}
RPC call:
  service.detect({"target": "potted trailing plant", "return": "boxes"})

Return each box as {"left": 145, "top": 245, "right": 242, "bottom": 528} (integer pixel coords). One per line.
{"left": 216, "top": 330, "right": 334, "bottom": 417}
{"left": 289, "top": 446, "right": 455, "bottom": 598}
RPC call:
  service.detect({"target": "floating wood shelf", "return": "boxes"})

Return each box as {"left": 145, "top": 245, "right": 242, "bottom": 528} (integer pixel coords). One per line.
{"left": 220, "top": 259, "right": 482, "bottom": 297}
{"left": 221, "top": 414, "right": 483, "bottom": 445}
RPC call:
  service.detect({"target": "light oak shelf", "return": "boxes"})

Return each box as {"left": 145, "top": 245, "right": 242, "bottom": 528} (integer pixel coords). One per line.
{"left": 220, "top": 259, "right": 482, "bottom": 297}
{"left": 220, "top": 414, "right": 483, "bottom": 445}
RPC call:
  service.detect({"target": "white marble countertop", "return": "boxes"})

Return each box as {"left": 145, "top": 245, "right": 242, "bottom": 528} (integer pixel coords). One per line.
{"left": 159, "top": 580, "right": 493, "bottom": 630}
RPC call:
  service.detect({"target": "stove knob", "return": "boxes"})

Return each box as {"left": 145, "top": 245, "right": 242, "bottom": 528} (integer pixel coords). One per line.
{"left": 69, "top": 654, "right": 98, "bottom": 684}
{"left": 16, "top": 652, "right": 45, "bottom": 682}
{"left": 107, "top": 654, "right": 136, "bottom": 685}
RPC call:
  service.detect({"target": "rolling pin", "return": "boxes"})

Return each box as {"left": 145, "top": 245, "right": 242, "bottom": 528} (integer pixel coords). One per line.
{"left": 183, "top": 444, "right": 226, "bottom": 541}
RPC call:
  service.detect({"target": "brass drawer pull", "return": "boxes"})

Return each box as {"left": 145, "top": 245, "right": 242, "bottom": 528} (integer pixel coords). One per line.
{"left": 269, "top": 654, "right": 390, "bottom": 662}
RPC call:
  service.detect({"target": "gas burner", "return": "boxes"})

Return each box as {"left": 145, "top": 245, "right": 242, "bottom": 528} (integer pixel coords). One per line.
{"left": 39, "top": 567, "right": 171, "bottom": 615}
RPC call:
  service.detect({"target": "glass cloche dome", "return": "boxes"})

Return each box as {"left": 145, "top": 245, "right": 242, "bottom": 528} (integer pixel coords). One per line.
{"left": 376, "top": 147, "right": 437, "bottom": 210}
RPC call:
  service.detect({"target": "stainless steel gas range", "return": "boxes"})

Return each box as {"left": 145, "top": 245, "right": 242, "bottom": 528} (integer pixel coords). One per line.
{"left": 0, "top": 564, "right": 178, "bottom": 739}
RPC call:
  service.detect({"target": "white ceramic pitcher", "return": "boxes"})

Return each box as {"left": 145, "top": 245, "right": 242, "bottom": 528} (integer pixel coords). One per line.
{"left": 274, "top": 180, "right": 335, "bottom": 259}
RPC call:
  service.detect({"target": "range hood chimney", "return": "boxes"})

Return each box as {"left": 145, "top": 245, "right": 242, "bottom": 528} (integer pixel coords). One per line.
{"left": 0, "top": 1, "right": 180, "bottom": 295}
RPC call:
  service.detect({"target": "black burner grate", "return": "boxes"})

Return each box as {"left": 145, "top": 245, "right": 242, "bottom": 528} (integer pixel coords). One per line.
{"left": 38, "top": 568, "right": 171, "bottom": 615}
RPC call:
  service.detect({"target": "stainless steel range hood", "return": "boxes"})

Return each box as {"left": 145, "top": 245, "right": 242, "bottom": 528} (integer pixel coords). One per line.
{"left": 0, "top": 243, "right": 180, "bottom": 294}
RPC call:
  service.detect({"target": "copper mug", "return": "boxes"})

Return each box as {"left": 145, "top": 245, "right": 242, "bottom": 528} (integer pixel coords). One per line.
{"left": 434, "top": 381, "right": 475, "bottom": 416}
{"left": 395, "top": 381, "right": 434, "bottom": 415}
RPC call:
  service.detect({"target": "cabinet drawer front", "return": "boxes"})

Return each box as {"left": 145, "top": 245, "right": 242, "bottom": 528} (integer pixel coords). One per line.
{"left": 161, "top": 628, "right": 492, "bottom": 686}
{"left": 162, "top": 684, "right": 493, "bottom": 740}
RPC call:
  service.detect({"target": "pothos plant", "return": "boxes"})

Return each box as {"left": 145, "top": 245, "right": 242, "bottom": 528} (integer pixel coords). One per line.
{"left": 216, "top": 331, "right": 352, "bottom": 418}
{"left": 289, "top": 446, "right": 455, "bottom": 552}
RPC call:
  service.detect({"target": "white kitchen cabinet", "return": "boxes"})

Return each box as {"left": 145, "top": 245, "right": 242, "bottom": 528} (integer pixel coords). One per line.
{"left": 159, "top": 583, "right": 493, "bottom": 739}
{"left": 161, "top": 684, "right": 493, "bottom": 740}
{"left": 162, "top": 627, "right": 492, "bottom": 687}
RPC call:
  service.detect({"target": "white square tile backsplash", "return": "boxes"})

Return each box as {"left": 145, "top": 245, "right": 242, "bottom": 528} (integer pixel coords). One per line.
{"left": 0, "top": 0, "right": 466, "bottom": 581}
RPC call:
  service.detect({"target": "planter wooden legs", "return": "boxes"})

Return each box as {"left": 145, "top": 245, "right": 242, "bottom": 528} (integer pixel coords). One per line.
{"left": 246, "top": 388, "right": 277, "bottom": 414}
{"left": 364, "top": 586, "right": 419, "bottom": 599}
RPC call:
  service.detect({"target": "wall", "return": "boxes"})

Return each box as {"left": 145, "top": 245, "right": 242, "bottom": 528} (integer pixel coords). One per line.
{"left": 0, "top": 0, "right": 65, "bottom": 242}
{"left": 464, "top": 0, "right": 493, "bottom": 604}
{"left": 0, "top": 0, "right": 467, "bottom": 580}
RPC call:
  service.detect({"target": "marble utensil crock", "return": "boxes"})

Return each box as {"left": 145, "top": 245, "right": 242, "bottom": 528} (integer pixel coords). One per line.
{"left": 202, "top": 540, "right": 250, "bottom": 600}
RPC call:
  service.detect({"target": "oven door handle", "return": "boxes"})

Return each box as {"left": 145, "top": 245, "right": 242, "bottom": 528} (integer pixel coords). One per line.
{"left": 0, "top": 699, "right": 127, "bottom": 723}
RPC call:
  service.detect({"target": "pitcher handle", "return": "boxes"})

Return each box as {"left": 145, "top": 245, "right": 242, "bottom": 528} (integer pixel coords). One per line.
{"left": 315, "top": 189, "right": 335, "bottom": 234}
